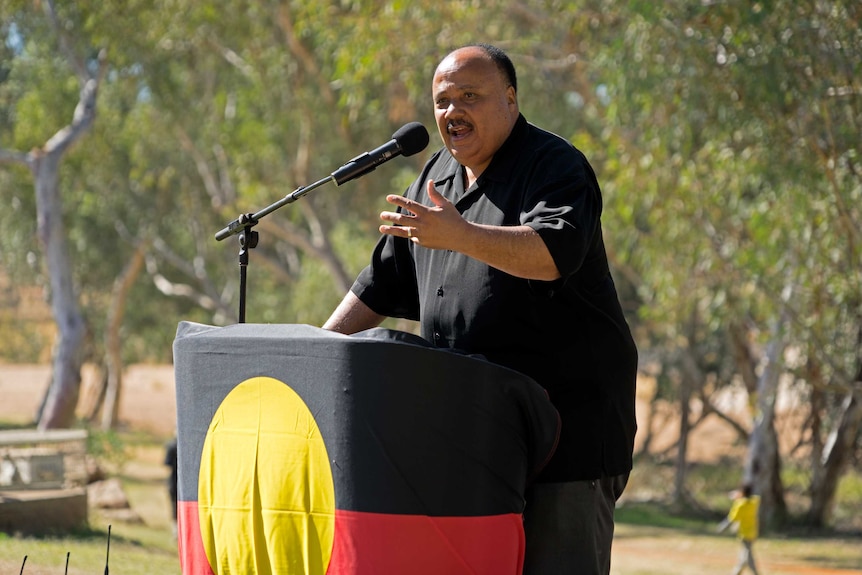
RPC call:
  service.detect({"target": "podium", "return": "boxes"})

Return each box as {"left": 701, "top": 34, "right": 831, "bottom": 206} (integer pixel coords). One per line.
{"left": 173, "top": 322, "right": 559, "bottom": 575}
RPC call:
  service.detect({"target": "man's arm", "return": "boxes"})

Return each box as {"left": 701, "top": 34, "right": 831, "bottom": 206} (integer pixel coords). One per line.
{"left": 456, "top": 222, "right": 559, "bottom": 281}
{"left": 379, "top": 180, "right": 561, "bottom": 281}
{"left": 322, "top": 291, "right": 386, "bottom": 334}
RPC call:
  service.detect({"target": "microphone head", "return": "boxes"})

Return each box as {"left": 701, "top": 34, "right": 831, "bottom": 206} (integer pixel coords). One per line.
{"left": 393, "top": 122, "right": 429, "bottom": 157}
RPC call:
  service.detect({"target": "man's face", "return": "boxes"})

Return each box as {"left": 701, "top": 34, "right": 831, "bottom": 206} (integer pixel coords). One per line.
{"left": 432, "top": 47, "right": 518, "bottom": 178}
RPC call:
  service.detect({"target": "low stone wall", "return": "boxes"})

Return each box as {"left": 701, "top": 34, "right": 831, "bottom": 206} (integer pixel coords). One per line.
{"left": 0, "top": 488, "right": 88, "bottom": 535}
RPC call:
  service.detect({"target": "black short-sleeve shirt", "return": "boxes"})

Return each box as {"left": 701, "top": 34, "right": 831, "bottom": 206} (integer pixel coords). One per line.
{"left": 352, "top": 115, "right": 638, "bottom": 482}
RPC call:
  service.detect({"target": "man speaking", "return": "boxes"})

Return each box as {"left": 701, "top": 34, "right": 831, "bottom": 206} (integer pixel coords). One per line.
{"left": 324, "top": 43, "right": 638, "bottom": 575}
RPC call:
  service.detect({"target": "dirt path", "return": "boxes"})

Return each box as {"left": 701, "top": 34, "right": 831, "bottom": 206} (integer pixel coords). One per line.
{"left": 0, "top": 364, "right": 177, "bottom": 437}
{"left": 612, "top": 524, "right": 862, "bottom": 575}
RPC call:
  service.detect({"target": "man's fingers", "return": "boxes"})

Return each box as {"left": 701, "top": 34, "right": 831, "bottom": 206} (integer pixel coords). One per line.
{"left": 386, "top": 194, "right": 418, "bottom": 211}
{"left": 387, "top": 180, "right": 446, "bottom": 211}
{"left": 379, "top": 210, "right": 413, "bottom": 226}
{"left": 379, "top": 224, "right": 414, "bottom": 240}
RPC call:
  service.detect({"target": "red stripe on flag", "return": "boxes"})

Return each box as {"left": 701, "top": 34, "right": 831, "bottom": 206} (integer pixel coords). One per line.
{"left": 179, "top": 501, "right": 525, "bottom": 574}
{"left": 327, "top": 509, "right": 525, "bottom": 575}
{"left": 177, "top": 500, "right": 213, "bottom": 575}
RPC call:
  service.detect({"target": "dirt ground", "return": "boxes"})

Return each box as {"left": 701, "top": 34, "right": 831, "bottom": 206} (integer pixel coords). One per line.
{"left": 2, "top": 364, "right": 861, "bottom": 575}
{"left": 0, "top": 363, "right": 177, "bottom": 437}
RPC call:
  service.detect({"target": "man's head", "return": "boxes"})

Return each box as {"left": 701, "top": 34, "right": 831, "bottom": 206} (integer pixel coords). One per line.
{"left": 432, "top": 44, "right": 519, "bottom": 179}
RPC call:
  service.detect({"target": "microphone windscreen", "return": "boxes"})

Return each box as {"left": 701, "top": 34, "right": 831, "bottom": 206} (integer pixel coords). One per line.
{"left": 393, "top": 122, "right": 430, "bottom": 157}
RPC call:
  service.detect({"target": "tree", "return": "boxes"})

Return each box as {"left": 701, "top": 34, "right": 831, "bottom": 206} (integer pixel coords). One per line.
{"left": 0, "top": 0, "right": 106, "bottom": 429}
{"left": 594, "top": 0, "right": 861, "bottom": 527}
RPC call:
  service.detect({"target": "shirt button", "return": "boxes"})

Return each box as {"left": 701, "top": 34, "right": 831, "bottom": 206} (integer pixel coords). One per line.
{"left": 436, "top": 287, "right": 444, "bottom": 297}
{"left": 434, "top": 331, "right": 441, "bottom": 342}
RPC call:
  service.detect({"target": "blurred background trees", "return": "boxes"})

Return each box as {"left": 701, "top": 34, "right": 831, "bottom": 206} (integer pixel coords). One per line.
{"left": 0, "top": 0, "right": 859, "bottom": 530}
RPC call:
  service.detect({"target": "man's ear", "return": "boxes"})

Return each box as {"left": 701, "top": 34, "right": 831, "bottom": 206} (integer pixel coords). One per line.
{"left": 507, "top": 85, "right": 518, "bottom": 109}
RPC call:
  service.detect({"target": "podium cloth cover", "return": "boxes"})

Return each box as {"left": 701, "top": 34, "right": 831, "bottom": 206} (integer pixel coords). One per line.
{"left": 173, "top": 322, "right": 560, "bottom": 575}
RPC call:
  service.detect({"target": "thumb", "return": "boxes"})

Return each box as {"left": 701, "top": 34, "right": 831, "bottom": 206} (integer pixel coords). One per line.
{"left": 426, "top": 179, "right": 449, "bottom": 207}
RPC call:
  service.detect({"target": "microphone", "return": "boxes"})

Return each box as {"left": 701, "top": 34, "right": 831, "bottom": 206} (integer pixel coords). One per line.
{"left": 215, "top": 122, "right": 429, "bottom": 242}
{"left": 331, "top": 122, "right": 429, "bottom": 186}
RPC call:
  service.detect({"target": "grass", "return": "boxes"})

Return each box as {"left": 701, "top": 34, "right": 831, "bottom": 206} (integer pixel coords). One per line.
{"left": 0, "top": 523, "right": 180, "bottom": 575}
{"left": 0, "top": 424, "right": 181, "bottom": 574}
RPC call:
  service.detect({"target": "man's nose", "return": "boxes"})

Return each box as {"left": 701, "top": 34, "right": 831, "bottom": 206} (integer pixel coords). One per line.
{"left": 444, "top": 100, "right": 463, "bottom": 117}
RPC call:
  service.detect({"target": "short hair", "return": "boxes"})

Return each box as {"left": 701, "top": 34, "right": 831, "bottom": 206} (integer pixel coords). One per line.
{"left": 467, "top": 43, "right": 518, "bottom": 92}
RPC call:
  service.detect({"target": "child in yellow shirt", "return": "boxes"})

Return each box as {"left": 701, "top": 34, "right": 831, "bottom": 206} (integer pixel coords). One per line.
{"left": 718, "top": 483, "right": 761, "bottom": 575}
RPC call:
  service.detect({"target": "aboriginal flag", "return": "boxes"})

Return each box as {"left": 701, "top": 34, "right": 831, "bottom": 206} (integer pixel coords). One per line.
{"left": 173, "top": 322, "right": 560, "bottom": 575}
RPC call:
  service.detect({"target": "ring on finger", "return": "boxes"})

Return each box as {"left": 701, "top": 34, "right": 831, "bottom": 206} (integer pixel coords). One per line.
{"left": 407, "top": 227, "right": 413, "bottom": 238}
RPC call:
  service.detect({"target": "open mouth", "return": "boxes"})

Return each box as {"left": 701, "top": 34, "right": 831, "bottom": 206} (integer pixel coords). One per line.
{"left": 447, "top": 121, "right": 472, "bottom": 141}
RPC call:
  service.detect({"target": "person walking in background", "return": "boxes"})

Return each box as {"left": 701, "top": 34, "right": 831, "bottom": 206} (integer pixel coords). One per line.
{"left": 323, "top": 42, "right": 638, "bottom": 574}
{"left": 165, "top": 436, "right": 178, "bottom": 539}
{"left": 718, "top": 483, "right": 761, "bottom": 575}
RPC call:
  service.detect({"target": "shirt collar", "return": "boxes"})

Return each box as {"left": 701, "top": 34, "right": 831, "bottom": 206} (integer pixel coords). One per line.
{"left": 477, "top": 113, "right": 529, "bottom": 185}
{"left": 430, "top": 114, "right": 528, "bottom": 189}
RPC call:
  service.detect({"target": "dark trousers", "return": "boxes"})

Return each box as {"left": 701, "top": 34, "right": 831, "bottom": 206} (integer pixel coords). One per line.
{"left": 522, "top": 473, "right": 629, "bottom": 575}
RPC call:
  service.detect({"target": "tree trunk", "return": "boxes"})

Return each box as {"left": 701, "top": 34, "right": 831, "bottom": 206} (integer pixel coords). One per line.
{"left": 672, "top": 310, "right": 706, "bottom": 510}
{"left": 635, "top": 377, "right": 659, "bottom": 457}
{"left": 673, "top": 364, "right": 693, "bottom": 509}
{"left": 807, "top": 320, "right": 862, "bottom": 526}
{"left": 744, "top": 314, "right": 788, "bottom": 531}
{"left": 34, "top": 152, "right": 87, "bottom": 430}
{"left": 807, "top": 389, "right": 862, "bottom": 526}
{"left": 101, "top": 239, "right": 149, "bottom": 430}
{"left": 29, "top": 2, "right": 106, "bottom": 429}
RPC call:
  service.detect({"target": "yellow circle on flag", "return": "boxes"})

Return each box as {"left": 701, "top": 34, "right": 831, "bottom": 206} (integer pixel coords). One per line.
{"left": 198, "top": 376, "right": 335, "bottom": 574}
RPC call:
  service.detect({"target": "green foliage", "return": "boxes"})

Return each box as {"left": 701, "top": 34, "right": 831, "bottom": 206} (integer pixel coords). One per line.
{"left": 833, "top": 471, "right": 862, "bottom": 527}
{"left": 0, "top": 315, "right": 47, "bottom": 363}
{"left": 86, "top": 428, "right": 129, "bottom": 470}
{"left": 616, "top": 501, "right": 713, "bottom": 530}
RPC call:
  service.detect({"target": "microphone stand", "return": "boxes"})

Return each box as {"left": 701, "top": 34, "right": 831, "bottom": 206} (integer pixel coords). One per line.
{"left": 215, "top": 175, "right": 334, "bottom": 323}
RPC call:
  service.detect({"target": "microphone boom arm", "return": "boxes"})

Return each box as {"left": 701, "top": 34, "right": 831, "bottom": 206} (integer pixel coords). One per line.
{"left": 215, "top": 175, "right": 334, "bottom": 242}
{"left": 212, "top": 121, "right": 428, "bottom": 323}
{"left": 213, "top": 174, "right": 334, "bottom": 323}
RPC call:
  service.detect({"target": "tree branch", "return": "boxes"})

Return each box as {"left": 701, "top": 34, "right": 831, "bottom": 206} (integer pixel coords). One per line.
{"left": 0, "top": 149, "right": 32, "bottom": 167}
{"left": 144, "top": 253, "right": 237, "bottom": 322}
{"left": 43, "top": 0, "right": 88, "bottom": 79}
